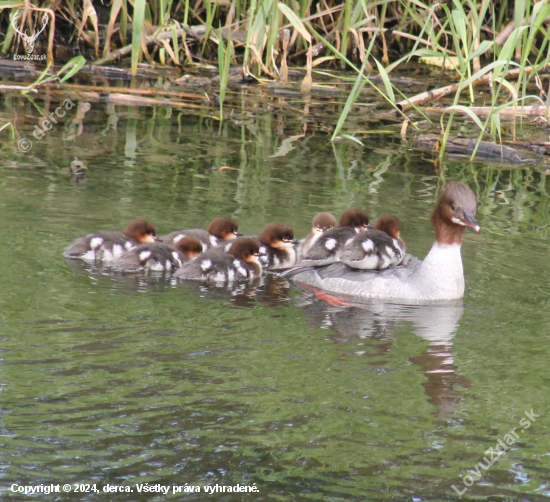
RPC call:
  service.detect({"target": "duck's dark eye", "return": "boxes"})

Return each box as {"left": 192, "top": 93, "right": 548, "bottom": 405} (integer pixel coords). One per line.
{"left": 450, "top": 204, "right": 455, "bottom": 211}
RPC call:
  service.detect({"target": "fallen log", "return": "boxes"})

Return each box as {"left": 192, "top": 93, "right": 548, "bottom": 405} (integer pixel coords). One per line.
{"left": 413, "top": 134, "right": 541, "bottom": 165}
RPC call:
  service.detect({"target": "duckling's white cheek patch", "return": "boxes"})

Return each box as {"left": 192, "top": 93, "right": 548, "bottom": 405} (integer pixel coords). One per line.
{"left": 361, "top": 239, "right": 374, "bottom": 252}
{"left": 325, "top": 238, "right": 337, "bottom": 251}
{"left": 201, "top": 259, "right": 213, "bottom": 271}
{"left": 139, "top": 250, "right": 152, "bottom": 261}
{"left": 90, "top": 237, "right": 104, "bottom": 249}
{"left": 451, "top": 217, "right": 466, "bottom": 226}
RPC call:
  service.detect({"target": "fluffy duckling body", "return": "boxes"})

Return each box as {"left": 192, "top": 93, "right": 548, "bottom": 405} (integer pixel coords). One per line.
{"left": 63, "top": 219, "right": 157, "bottom": 261}
{"left": 174, "top": 237, "right": 262, "bottom": 283}
{"left": 298, "top": 212, "right": 337, "bottom": 258}
{"left": 111, "top": 236, "right": 202, "bottom": 272}
{"left": 340, "top": 215, "right": 405, "bottom": 270}
{"left": 300, "top": 209, "right": 370, "bottom": 266}
{"left": 161, "top": 217, "right": 241, "bottom": 250}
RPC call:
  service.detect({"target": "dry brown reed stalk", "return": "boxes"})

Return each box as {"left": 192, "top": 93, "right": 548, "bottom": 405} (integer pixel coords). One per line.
{"left": 279, "top": 29, "right": 290, "bottom": 84}
{"left": 421, "top": 105, "right": 550, "bottom": 118}
{"left": 397, "top": 64, "right": 550, "bottom": 111}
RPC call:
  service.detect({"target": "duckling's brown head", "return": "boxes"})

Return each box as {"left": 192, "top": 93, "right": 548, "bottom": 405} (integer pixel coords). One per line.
{"left": 208, "top": 217, "right": 242, "bottom": 240}
{"left": 260, "top": 223, "right": 298, "bottom": 249}
{"left": 311, "top": 212, "right": 337, "bottom": 234}
{"left": 339, "top": 209, "right": 370, "bottom": 230}
{"left": 124, "top": 219, "right": 157, "bottom": 243}
{"left": 229, "top": 237, "right": 261, "bottom": 267}
{"left": 174, "top": 236, "right": 203, "bottom": 260}
{"left": 374, "top": 214, "right": 401, "bottom": 239}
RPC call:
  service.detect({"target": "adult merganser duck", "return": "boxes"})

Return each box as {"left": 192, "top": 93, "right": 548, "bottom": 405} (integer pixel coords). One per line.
{"left": 251, "top": 223, "right": 299, "bottom": 270}
{"left": 111, "top": 236, "right": 202, "bottom": 272}
{"left": 174, "top": 237, "right": 262, "bottom": 282}
{"left": 160, "top": 217, "right": 242, "bottom": 250}
{"left": 340, "top": 214, "right": 405, "bottom": 270}
{"left": 284, "top": 182, "right": 480, "bottom": 301}
{"left": 299, "top": 209, "right": 370, "bottom": 266}
{"left": 63, "top": 219, "right": 157, "bottom": 261}
{"left": 298, "top": 212, "right": 337, "bottom": 258}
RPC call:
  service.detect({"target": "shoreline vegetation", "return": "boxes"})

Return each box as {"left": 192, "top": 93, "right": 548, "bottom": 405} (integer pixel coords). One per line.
{"left": 2, "top": 1, "right": 550, "bottom": 159}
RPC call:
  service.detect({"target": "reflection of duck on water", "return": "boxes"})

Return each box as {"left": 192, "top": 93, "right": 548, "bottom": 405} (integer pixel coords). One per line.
{"left": 294, "top": 286, "right": 469, "bottom": 417}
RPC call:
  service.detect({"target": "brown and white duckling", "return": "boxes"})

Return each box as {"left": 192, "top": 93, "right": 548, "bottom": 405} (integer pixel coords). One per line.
{"left": 300, "top": 209, "right": 370, "bottom": 266}
{"left": 174, "top": 237, "right": 262, "bottom": 283}
{"left": 340, "top": 215, "right": 406, "bottom": 270}
{"left": 160, "top": 217, "right": 242, "bottom": 250}
{"left": 63, "top": 219, "right": 157, "bottom": 261}
{"left": 254, "top": 223, "right": 298, "bottom": 269}
{"left": 298, "top": 212, "right": 337, "bottom": 258}
{"left": 111, "top": 236, "right": 202, "bottom": 272}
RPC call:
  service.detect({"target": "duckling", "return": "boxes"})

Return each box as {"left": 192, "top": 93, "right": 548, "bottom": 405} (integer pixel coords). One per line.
{"left": 245, "top": 223, "right": 298, "bottom": 269}
{"left": 161, "top": 217, "right": 241, "bottom": 250}
{"left": 340, "top": 214, "right": 406, "bottom": 270}
{"left": 298, "top": 212, "right": 337, "bottom": 258}
{"left": 174, "top": 237, "right": 262, "bottom": 283}
{"left": 300, "top": 209, "right": 370, "bottom": 266}
{"left": 63, "top": 219, "right": 157, "bottom": 261}
{"left": 111, "top": 236, "right": 203, "bottom": 272}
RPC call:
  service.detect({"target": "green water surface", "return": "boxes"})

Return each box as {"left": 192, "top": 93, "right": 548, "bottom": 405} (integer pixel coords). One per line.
{"left": 0, "top": 85, "right": 549, "bottom": 501}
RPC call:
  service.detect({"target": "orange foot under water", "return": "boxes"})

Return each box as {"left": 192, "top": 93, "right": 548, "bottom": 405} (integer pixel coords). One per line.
{"left": 298, "top": 283, "right": 349, "bottom": 307}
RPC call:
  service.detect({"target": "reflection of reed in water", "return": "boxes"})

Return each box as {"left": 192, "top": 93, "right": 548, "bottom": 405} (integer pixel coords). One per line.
{"left": 293, "top": 288, "right": 469, "bottom": 418}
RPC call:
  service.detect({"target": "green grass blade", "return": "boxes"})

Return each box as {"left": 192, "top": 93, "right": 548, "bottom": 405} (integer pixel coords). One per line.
{"left": 373, "top": 57, "right": 395, "bottom": 103}
{"left": 443, "top": 105, "right": 484, "bottom": 132}
{"left": 131, "top": 0, "right": 146, "bottom": 75}
{"left": 278, "top": 2, "right": 311, "bottom": 44}
{"left": 342, "top": 134, "right": 365, "bottom": 146}
{"left": 331, "top": 58, "right": 368, "bottom": 141}
{"left": 58, "top": 56, "right": 86, "bottom": 82}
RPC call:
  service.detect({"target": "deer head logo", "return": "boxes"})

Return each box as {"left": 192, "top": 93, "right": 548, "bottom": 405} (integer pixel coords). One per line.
{"left": 11, "top": 11, "right": 49, "bottom": 55}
